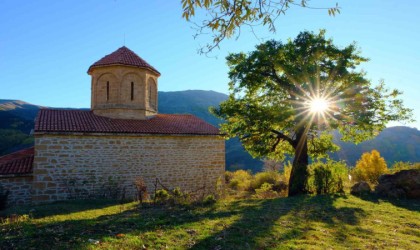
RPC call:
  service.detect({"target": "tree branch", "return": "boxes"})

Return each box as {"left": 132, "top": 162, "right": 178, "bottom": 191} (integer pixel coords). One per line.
{"left": 271, "top": 129, "right": 294, "bottom": 147}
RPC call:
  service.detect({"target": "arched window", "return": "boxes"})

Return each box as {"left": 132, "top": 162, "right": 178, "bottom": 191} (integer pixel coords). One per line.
{"left": 96, "top": 73, "right": 118, "bottom": 105}
{"left": 106, "top": 81, "right": 109, "bottom": 101}
{"left": 148, "top": 78, "right": 157, "bottom": 110}
{"left": 131, "top": 82, "right": 134, "bottom": 101}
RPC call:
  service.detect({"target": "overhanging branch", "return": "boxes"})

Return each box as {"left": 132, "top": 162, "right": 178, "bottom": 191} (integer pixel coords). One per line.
{"left": 271, "top": 129, "right": 294, "bottom": 148}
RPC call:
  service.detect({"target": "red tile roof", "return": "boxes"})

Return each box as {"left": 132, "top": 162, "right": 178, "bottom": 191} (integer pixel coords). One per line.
{"left": 35, "top": 109, "right": 220, "bottom": 135}
{"left": 88, "top": 46, "right": 160, "bottom": 75}
{"left": 0, "top": 147, "right": 34, "bottom": 175}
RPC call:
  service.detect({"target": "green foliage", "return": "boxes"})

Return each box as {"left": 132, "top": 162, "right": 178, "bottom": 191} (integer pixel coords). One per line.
{"left": 181, "top": 0, "right": 340, "bottom": 54}
{"left": 0, "top": 129, "right": 33, "bottom": 155}
{"left": 212, "top": 30, "right": 412, "bottom": 195}
{"left": 214, "top": 30, "right": 412, "bottom": 161}
{"left": 223, "top": 170, "right": 287, "bottom": 198}
{"left": 154, "top": 189, "right": 170, "bottom": 203}
{"left": 282, "top": 162, "right": 292, "bottom": 184}
{"left": 251, "top": 171, "right": 282, "bottom": 191}
{"left": 228, "top": 170, "right": 252, "bottom": 191}
{"left": 307, "top": 160, "right": 348, "bottom": 195}
{"left": 253, "top": 183, "right": 278, "bottom": 199}
{"left": 352, "top": 150, "right": 388, "bottom": 185}
{"left": 202, "top": 194, "right": 217, "bottom": 205}
{"left": 390, "top": 161, "right": 420, "bottom": 174}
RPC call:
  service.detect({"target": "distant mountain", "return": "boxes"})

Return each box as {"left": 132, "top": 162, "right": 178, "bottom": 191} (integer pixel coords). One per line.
{"left": 331, "top": 126, "right": 420, "bottom": 166}
{"left": 0, "top": 100, "right": 42, "bottom": 123}
{"left": 1, "top": 91, "right": 419, "bottom": 171}
{"left": 158, "top": 90, "right": 227, "bottom": 126}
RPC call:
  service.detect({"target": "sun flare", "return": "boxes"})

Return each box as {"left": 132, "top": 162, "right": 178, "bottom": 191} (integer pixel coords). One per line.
{"left": 309, "top": 98, "right": 329, "bottom": 114}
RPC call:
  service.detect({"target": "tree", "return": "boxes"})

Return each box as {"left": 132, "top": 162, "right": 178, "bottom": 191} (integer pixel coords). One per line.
{"left": 352, "top": 150, "right": 388, "bottom": 185}
{"left": 212, "top": 30, "right": 413, "bottom": 196}
{"left": 181, "top": 0, "right": 340, "bottom": 54}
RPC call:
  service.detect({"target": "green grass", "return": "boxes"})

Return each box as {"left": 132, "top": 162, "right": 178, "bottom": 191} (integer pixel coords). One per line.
{"left": 1, "top": 195, "right": 419, "bottom": 249}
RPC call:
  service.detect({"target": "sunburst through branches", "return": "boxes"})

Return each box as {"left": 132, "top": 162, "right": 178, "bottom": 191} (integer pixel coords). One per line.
{"left": 309, "top": 97, "right": 329, "bottom": 114}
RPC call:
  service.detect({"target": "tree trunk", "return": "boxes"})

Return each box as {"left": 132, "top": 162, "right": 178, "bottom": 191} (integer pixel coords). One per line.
{"left": 288, "top": 128, "right": 309, "bottom": 196}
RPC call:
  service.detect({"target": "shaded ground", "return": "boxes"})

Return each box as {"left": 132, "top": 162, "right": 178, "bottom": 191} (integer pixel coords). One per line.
{"left": 1, "top": 195, "right": 419, "bottom": 249}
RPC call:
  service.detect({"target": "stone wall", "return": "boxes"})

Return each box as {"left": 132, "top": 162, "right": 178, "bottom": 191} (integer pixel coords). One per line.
{"left": 32, "top": 134, "right": 225, "bottom": 203}
{"left": 0, "top": 175, "right": 33, "bottom": 205}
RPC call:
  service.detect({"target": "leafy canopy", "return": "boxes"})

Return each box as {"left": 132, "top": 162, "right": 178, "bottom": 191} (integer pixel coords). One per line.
{"left": 181, "top": 0, "right": 340, "bottom": 54}
{"left": 212, "top": 30, "right": 413, "bottom": 161}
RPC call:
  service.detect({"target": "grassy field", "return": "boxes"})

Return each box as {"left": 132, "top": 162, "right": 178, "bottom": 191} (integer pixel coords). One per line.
{"left": 0, "top": 195, "right": 419, "bottom": 250}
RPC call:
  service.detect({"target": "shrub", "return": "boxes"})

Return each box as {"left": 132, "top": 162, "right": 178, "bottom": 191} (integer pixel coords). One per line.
{"left": 134, "top": 177, "right": 148, "bottom": 205}
{"left": 154, "top": 189, "right": 170, "bottom": 203}
{"left": 282, "top": 162, "right": 292, "bottom": 184}
{"left": 254, "top": 183, "right": 278, "bottom": 199}
{"left": 390, "top": 162, "right": 420, "bottom": 174}
{"left": 307, "top": 160, "right": 348, "bottom": 194}
{"left": 228, "top": 170, "right": 252, "bottom": 191}
{"left": 224, "top": 171, "right": 234, "bottom": 183}
{"left": 251, "top": 171, "right": 281, "bottom": 190}
{"left": 352, "top": 150, "right": 388, "bottom": 185}
{"left": 202, "top": 194, "right": 217, "bottom": 205}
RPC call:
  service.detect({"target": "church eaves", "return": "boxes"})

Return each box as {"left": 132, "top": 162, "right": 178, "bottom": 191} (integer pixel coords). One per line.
{"left": 34, "top": 109, "right": 220, "bottom": 135}
{"left": 87, "top": 46, "right": 160, "bottom": 75}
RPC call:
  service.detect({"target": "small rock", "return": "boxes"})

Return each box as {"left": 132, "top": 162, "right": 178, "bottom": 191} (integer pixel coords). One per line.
{"left": 116, "top": 233, "right": 125, "bottom": 238}
{"left": 88, "top": 239, "right": 100, "bottom": 244}
{"left": 186, "top": 229, "right": 197, "bottom": 235}
{"left": 351, "top": 181, "right": 371, "bottom": 196}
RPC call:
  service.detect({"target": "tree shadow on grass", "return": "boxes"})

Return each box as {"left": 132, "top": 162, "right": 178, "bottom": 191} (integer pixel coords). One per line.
{"left": 190, "top": 194, "right": 366, "bottom": 249}
{"left": 0, "top": 202, "right": 241, "bottom": 249}
{"left": 0, "top": 195, "right": 367, "bottom": 249}
{"left": 0, "top": 199, "right": 123, "bottom": 219}
{"left": 356, "top": 193, "right": 420, "bottom": 212}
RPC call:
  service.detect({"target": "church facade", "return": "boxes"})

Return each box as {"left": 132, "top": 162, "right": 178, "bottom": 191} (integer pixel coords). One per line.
{"left": 0, "top": 47, "right": 225, "bottom": 205}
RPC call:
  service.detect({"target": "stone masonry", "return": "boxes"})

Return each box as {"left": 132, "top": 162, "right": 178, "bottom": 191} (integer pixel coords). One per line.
{"left": 32, "top": 134, "right": 225, "bottom": 203}
{"left": 0, "top": 176, "right": 32, "bottom": 205}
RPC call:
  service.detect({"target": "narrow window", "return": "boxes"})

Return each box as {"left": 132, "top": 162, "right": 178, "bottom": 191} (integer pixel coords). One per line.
{"left": 131, "top": 82, "right": 134, "bottom": 101}
{"left": 149, "top": 85, "right": 152, "bottom": 102}
{"left": 106, "top": 81, "right": 109, "bottom": 101}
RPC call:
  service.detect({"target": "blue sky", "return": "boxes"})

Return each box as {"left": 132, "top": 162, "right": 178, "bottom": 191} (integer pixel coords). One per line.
{"left": 0, "top": 0, "right": 419, "bottom": 128}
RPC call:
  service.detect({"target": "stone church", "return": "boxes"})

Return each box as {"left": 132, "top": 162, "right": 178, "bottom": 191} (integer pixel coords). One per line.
{"left": 0, "top": 47, "right": 225, "bottom": 205}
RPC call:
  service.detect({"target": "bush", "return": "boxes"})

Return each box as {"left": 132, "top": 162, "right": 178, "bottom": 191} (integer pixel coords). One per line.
{"left": 390, "top": 162, "right": 420, "bottom": 174}
{"left": 202, "top": 194, "right": 217, "bottom": 205}
{"left": 254, "top": 183, "right": 278, "bottom": 199}
{"left": 154, "top": 189, "right": 170, "bottom": 203}
{"left": 228, "top": 170, "right": 252, "bottom": 191}
{"left": 308, "top": 160, "right": 348, "bottom": 194}
{"left": 352, "top": 150, "right": 388, "bottom": 185}
{"left": 251, "top": 171, "right": 281, "bottom": 190}
{"left": 134, "top": 177, "right": 148, "bottom": 204}
{"left": 282, "top": 162, "right": 292, "bottom": 184}
{"left": 224, "top": 171, "right": 234, "bottom": 183}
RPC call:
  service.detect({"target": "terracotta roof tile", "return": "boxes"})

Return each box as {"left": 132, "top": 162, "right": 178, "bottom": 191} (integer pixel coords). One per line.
{"left": 88, "top": 46, "right": 160, "bottom": 75}
{"left": 34, "top": 109, "right": 220, "bottom": 135}
{"left": 0, "top": 147, "right": 34, "bottom": 175}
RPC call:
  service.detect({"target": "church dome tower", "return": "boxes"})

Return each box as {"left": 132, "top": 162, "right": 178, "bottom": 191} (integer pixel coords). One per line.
{"left": 87, "top": 46, "right": 160, "bottom": 120}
